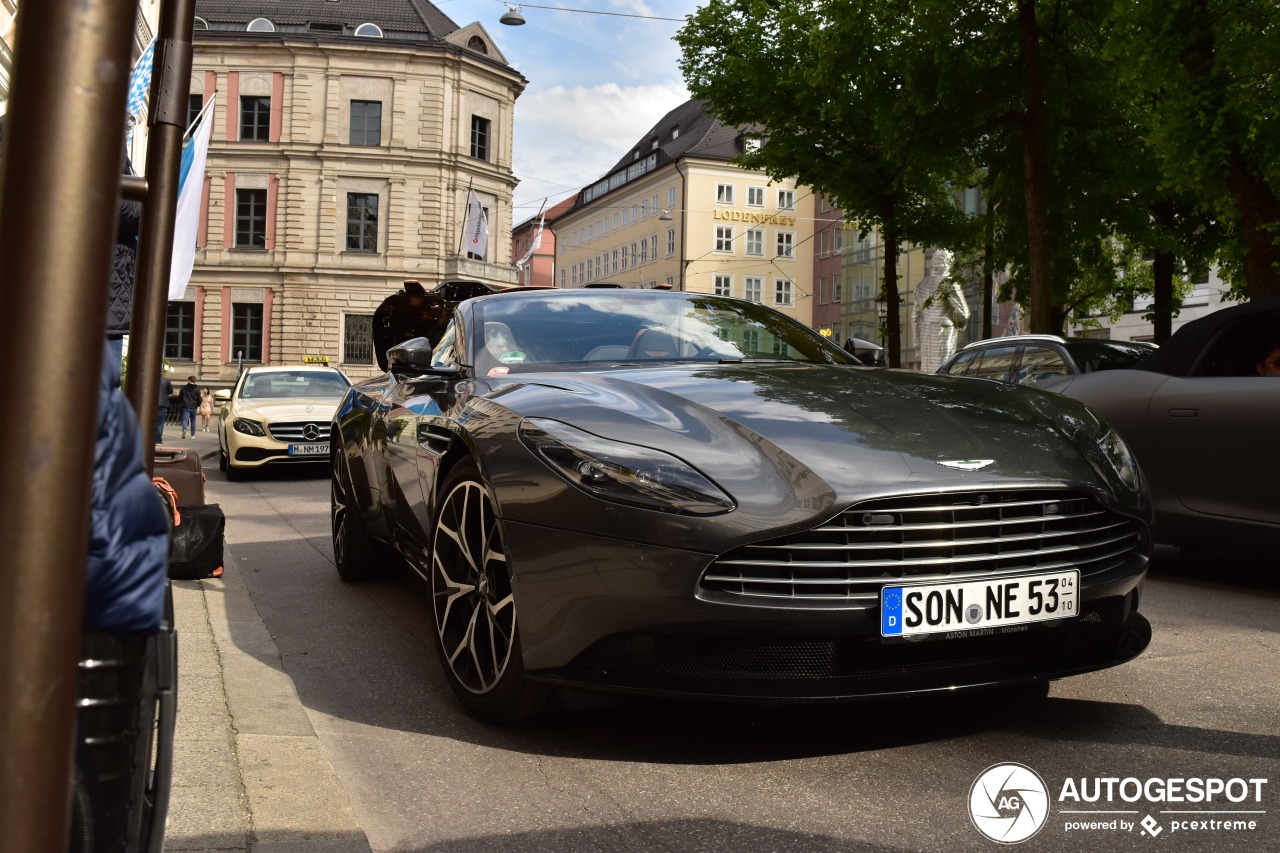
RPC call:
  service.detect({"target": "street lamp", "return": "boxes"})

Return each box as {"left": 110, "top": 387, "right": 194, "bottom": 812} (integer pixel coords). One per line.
{"left": 497, "top": 3, "right": 686, "bottom": 25}
{"left": 875, "top": 297, "right": 888, "bottom": 347}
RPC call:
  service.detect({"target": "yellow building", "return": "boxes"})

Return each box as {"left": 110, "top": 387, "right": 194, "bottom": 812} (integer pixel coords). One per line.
{"left": 555, "top": 100, "right": 814, "bottom": 327}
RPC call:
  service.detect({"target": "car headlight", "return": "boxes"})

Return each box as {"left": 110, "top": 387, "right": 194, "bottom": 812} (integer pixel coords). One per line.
{"left": 519, "top": 417, "right": 735, "bottom": 516}
{"left": 233, "top": 417, "right": 266, "bottom": 437}
{"left": 1098, "top": 425, "right": 1141, "bottom": 492}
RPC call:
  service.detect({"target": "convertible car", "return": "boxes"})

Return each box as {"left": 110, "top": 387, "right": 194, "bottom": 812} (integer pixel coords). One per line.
{"left": 331, "top": 289, "right": 1152, "bottom": 721}
{"left": 1038, "top": 297, "right": 1280, "bottom": 549}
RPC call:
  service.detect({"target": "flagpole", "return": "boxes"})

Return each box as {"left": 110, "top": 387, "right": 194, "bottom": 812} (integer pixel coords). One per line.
{"left": 456, "top": 177, "right": 474, "bottom": 258}
{"left": 183, "top": 89, "right": 219, "bottom": 142}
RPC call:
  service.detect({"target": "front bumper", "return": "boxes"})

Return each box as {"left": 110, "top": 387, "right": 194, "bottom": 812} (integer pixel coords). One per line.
{"left": 505, "top": 519, "right": 1151, "bottom": 701}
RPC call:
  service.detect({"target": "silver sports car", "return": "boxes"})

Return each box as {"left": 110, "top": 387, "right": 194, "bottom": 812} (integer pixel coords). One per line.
{"left": 331, "top": 288, "right": 1152, "bottom": 721}
{"left": 1038, "top": 296, "right": 1280, "bottom": 549}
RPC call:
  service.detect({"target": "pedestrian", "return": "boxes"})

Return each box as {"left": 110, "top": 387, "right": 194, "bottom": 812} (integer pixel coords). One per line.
{"left": 198, "top": 387, "right": 213, "bottom": 432}
{"left": 157, "top": 371, "right": 174, "bottom": 444}
{"left": 1255, "top": 343, "right": 1280, "bottom": 377}
{"left": 179, "top": 375, "right": 200, "bottom": 439}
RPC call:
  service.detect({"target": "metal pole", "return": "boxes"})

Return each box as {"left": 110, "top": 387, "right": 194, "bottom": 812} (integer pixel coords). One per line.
{"left": 0, "top": 0, "right": 136, "bottom": 848}
{"left": 126, "top": 0, "right": 196, "bottom": 474}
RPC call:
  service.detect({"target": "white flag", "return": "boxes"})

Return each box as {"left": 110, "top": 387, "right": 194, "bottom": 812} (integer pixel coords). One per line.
{"left": 515, "top": 213, "right": 545, "bottom": 270}
{"left": 169, "top": 94, "right": 216, "bottom": 299}
{"left": 463, "top": 189, "right": 489, "bottom": 259}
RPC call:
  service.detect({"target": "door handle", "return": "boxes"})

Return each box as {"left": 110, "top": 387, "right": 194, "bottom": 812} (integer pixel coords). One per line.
{"left": 1168, "top": 408, "right": 1198, "bottom": 418}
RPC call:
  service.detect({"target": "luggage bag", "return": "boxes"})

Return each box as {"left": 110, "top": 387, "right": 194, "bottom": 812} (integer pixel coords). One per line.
{"left": 152, "top": 446, "right": 204, "bottom": 506}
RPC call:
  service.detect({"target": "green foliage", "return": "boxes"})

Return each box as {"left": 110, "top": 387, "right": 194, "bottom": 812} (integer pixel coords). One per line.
{"left": 677, "top": 0, "right": 1279, "bottom": 341}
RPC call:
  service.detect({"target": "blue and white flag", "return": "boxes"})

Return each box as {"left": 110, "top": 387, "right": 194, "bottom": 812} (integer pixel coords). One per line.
{"left": 169, "top": 93, "right": 215, "bottom": 299}
{"left": 125, "top": 37, "right": 157, "bottom": 144}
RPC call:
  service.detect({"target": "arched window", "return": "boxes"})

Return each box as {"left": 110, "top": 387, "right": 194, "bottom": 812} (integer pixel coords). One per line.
{"left": 247, "top": 17, "right": 275, "bottom": 32}
{"left": 193, "top": 17, "right": 209, "bottom": 30}
{"left": 467, "top": 36, "right": 488, "bottom": 54}
{"left": 354, "top": 22, "right": 383, "bottom": 37}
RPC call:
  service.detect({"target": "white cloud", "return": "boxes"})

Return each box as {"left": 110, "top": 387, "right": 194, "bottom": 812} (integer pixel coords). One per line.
{"left": 483, "top": 0, "right": 699, "bottom": 218}
{"left": 512, "top": 81, "right": 689, "bottom": 217}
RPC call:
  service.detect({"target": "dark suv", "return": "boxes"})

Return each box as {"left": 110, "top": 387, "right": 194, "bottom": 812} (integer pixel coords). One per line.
{"left": 938, "top": 334, "right": 1157, "bottom": 386}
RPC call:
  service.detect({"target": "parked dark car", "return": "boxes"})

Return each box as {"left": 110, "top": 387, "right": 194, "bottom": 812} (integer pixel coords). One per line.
{"left": 1037, "top": 297, "right": 1280, "bottom": 549}
{"left": 938, "top": 335, "right": 1157, "bottom": 386}
{"left": 331, "top": 289, "right": 1152, "bottom": 722}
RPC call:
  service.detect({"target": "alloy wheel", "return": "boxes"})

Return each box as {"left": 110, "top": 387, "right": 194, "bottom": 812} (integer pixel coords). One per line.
{"left": 431, "top": 478, "right": 516, "bottom": 695}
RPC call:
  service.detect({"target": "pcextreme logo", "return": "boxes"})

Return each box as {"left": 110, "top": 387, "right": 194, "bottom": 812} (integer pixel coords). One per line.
{"left": 969, "top": 764, "right": 1270, "bottom": 844}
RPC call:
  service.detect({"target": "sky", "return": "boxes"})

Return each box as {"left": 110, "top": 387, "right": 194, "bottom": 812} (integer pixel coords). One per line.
{"left": 440, "top": 0, "right": 703, "bottom": 225}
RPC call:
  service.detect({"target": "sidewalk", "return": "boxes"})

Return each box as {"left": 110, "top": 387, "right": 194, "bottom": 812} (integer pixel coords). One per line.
{"left": 158, "top": 424, "right": 372, "bottom": 852}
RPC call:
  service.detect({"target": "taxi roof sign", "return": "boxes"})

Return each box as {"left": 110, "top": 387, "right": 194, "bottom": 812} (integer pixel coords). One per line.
{"left": 302, "top": 355, "right": 330, "bottom": 364}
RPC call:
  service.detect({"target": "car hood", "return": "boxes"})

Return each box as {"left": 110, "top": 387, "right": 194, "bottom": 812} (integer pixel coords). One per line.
{"left": 488, "top": 363, "right": 1110, "bottom": 500}
{"left": 230, "top": 398, "right": 344, "bottom": 421}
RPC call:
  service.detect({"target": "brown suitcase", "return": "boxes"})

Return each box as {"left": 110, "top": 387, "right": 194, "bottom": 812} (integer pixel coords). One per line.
{"left": 153, "top": 446, "right": 205, "bottom": 506}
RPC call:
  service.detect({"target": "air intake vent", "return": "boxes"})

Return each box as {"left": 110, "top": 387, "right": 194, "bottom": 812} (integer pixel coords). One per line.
{"left": 700, "top": 490, "right": 1145, "bottom": 609}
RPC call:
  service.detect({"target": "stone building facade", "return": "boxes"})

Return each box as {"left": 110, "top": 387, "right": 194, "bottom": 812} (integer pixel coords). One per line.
{"left": 169, "top": 0, "right": 525, "bottom": 385}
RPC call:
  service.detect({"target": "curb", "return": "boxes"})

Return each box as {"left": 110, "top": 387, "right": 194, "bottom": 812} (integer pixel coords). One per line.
{"left": 167, "top": 476, "right": 371, "bottom": 851}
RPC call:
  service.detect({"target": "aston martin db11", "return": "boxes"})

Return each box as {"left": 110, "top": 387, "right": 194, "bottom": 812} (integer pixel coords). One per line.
{"left": 331, "top": 289, "right": 1152, "bottom": 721}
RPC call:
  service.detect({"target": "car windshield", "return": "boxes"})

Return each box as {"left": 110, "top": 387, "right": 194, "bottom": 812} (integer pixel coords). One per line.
{"left": 1068, "top": 341, "right": 1156, "bottom": 373}
{"left": 239, "top": 370, "right": 350, "bottom": 399}
{"left": 468, "top": 292, "right": 855, "bottom": 372}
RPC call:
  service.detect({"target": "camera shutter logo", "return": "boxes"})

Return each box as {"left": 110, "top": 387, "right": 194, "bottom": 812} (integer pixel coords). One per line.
{"left": 969, "top": 763, "right": 1050, "bottom": 844}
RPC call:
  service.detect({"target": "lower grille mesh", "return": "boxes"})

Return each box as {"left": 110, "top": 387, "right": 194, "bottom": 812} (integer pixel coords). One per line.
{"left": 701, "top": 489, "right": 1144, "bottom": 608}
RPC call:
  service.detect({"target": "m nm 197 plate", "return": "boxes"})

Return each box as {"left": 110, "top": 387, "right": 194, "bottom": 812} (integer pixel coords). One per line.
{"left": 881, "top": 570, "right": 1079, "bottom": 637}
{"left": 288, "top": 443, "right": 328, "bottom": 456}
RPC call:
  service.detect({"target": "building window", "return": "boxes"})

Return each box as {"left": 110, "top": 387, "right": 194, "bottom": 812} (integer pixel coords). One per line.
{"left": 776, "top": 231, "right": 794, "bottom": 259}
{"left": 344, "top": 314, "right": 374, "bottom": 364}
{"left": 355, "top": 22, "right": 384, "bottom": 38}
{"left": 164, "top": 302, "right": 195, "bottom": 361}
{"left": 745, "top": 228, "right": 763, "bottom": 256}
{"left": 247, "top": 17, "right": 275, "bottom": 32}
{"left": 240, "top": 96, "right": 270, "bottom": 142}
{"left": 470, "top": 115, "right": 490, "bottom": 161}
{"left": 715, "top": 225, "right": 734, "bottom": 253}
{"left": 747, "top": 186, "right": 764, "bottom": 207}
{"left": 666, "top": 229, "right": 675, "bottom": 256}
{"left": 235, "top": 188, "right": 268, "bottom": 249}
{"left": 716, "top": 183, "right": 734, "bottom": 204}
{"left": 186, "top": 94, "right": 204, "bottom": 132}
{"left": 817, "top": 276, "right": 828, "bottom": 305}
{"left": 744, "top": 276, "right": 762, "bottom": 303}
{"left": 833, "top": 276, "right": 843, "bottom": 303}
{"left": 668, "top": 187, "right": 676, "bottom": 208}
{"left": 774, "top": 278, "right": 793, "bottom": 306}
{"left": 649, "top": 235, "right": 658, "bottom": 263}
{"left": 714, "top": 274, "right": 732, "bottom": 297}
{"left": 346, "top": 192, "right": 379, "bottom": 253}
{"left": 743, "top": 329, "right": 760, "bottom": 351}
{"left": 777, "top": 189, "right": 795, "bottom": 211}
{"left": 231, "top": 303, "right": 264, "bottom": 362}
{"left": 350, "top": 100, "right": 381, "bottom": 146}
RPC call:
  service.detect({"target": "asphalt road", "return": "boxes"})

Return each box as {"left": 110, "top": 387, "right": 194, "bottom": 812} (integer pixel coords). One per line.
{"left": 208, "top": 463, "right": 1279, "bottom": 853}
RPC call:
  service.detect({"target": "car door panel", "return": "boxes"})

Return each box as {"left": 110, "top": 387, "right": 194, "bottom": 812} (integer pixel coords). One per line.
{"left": 1151, "top": 377, "right": 1280, "bottom": 525}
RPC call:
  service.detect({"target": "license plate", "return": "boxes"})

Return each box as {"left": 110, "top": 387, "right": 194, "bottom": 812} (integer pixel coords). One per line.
{"left": 881, "top": 570, "right": 1079, "bottom": 637}
{"left": 288, "top": 443, "right": 328, "bottom": 456}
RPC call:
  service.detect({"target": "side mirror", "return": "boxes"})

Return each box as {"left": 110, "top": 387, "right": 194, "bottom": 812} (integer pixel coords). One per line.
{"left": 387, "top": 337, "right": 436, "bottom": 373}
{"left": 214, "top": 389, "right": 231, "bottom": 402}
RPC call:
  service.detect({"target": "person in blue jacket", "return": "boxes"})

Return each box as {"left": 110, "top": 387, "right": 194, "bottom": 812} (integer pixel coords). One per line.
{"left": 85, "top": 339, "right": 170, "bottom": 631}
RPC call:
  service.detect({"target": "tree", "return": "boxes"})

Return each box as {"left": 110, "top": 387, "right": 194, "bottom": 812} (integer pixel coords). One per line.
{"left": 677, "top": 0, "right": 980, "bottom": 366}
{"left": 1105, "top": 0, "right": 1280, "bottom": 301}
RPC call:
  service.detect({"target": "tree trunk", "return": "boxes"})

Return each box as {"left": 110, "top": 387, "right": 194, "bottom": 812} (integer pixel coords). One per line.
{"left": 982, "top": 198, "right": 995, "bottom": 339}
{"left": 881, "top": 215, "right": 902, "bottom": 368}
{"left": 1018, "top": 1, "right": 1053, "bottom": 333}
{"left": 1227, "top": 148, "right": 1280, "bottom": 300}
{"left": 1152, "top": 251, "right": 1174, "bottom": 343}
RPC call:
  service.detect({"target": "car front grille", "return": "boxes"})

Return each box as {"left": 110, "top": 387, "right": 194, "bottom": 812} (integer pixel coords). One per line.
{"left": 700, "top": 489, "right": 1145, "bottom": 608}
{"left": 267, "top": 421, "right": 332, "bottom": 443}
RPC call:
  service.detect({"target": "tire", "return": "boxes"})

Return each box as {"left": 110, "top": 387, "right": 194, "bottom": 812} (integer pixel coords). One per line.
{"left": 218, "top": 444, "right": 228, "bottom": 472}
{"left": 330, "top": 450, "right": 400, "bottom": 581}
{"left": 224, "top": 457, "right": 245, "bottom": 482}
{"left": 429, "top": 459, "right": 557, "bottom": 723}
